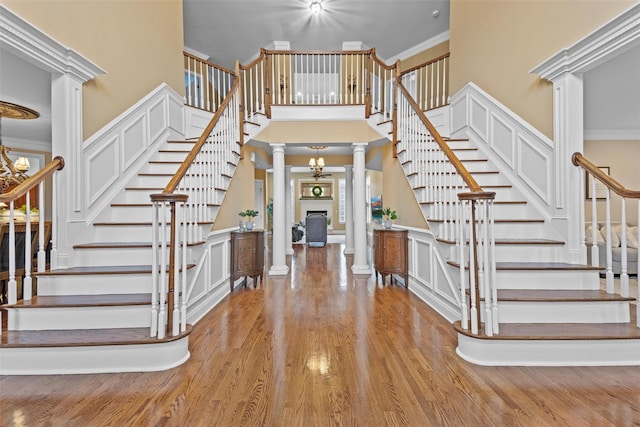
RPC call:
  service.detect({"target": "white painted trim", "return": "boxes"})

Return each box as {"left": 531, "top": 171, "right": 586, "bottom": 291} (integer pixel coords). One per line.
{"left": 584, "top": 128, "right": 640, "bottom": 140}
{"left": 531, "top": 3, "right": 640, "bottom": 81}
{"left": 0, "top": 4, "right": 105, "bottom": 81}
{"left": 183, "top": 46, "right": 209, "bottom": 61}
{"left": 385, "top": 31, "right": 450, "bottom": 64}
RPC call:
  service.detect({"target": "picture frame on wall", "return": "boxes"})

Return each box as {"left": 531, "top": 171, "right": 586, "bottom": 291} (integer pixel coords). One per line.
{"left": 585, "top": 166, "right": 610, "bottom": 200}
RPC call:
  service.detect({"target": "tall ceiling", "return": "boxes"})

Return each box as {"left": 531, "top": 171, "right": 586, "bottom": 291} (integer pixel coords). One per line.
{"left": 182, "top": 0, "right": 451, "bottom": 69}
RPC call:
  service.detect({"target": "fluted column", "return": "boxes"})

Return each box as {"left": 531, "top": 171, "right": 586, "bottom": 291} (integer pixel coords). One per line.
{"left": 344, "top": 165, "right": 355, "bottom": 255}
{"left": 269, "top": 144, "right": 289, "bottom": 276}
{"left": 285, "top": 165, "right": 293, "bottom": 255}
{"left": 351, "top": 143, "right": 370, "bottom": 275}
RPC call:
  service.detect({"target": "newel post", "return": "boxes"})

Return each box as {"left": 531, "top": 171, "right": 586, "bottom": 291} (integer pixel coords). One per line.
{"left": 263, "top": 49, "right": 272, "bottom": 119}
{"left": 364, "top": 49, "right": 372, "bottom": 118}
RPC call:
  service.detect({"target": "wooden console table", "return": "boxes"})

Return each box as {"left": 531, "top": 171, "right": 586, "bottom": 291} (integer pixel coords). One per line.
{"left": 373, "top": 228, "right": 408, "bottom": 288}
{"left": 230, "top": 230, "right": 264, "bottom": 291}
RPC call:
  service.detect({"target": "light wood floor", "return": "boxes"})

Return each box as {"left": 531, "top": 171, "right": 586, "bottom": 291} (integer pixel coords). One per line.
{"left": 1, "top": 241, "right": 639, "bottom": 426}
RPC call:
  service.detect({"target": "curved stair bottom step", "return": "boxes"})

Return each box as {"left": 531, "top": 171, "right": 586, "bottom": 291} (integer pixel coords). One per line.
{"left": 455, "top": 329, "right": 640, "bottom": 367}
{"left": 0, "top": 328, "right": 191, "bottom": 375}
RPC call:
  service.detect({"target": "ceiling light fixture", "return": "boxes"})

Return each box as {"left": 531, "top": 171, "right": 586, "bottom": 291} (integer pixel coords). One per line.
{"left": 309, "top": 146, "right": 326, "bottom": 178}
{"left": 0, "top": 100, "right": 39, "bottom": 192}
{"left": 310, "top": 1, "right": 323, "bottom": 14}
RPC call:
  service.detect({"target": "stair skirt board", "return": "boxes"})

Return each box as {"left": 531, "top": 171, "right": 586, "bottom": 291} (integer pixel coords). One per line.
{"left": 7, "top": 305, "right": 151, "bottom": 330}
{"left": 456, "top": 334, "right": 640, "bottom": 366}
{"left": 480, "top": 301, "right": 631, "bottom": 324}
{"left": 0, "top": 338, "right": 190, "bottom": 375}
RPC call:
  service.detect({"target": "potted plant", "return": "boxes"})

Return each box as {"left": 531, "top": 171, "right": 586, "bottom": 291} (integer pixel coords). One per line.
{"left": 381, "top": 207, "right": 397, "bottom": 229}
{"left": 239, "top": 209, "right": 259, "bottom": 231}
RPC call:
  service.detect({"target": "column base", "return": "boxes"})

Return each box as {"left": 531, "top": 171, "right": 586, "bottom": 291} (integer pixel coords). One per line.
{"left": 285, "top": 248, "right": 294, "bottom": 256}
{"left": 269, "top": 265, "right": 290, "bottom": 276}
{"left": 343, "top": 248, "right": 355, "bottom": 255}
{"left": 351, "top": 264, "right": 371, "bottom": 275}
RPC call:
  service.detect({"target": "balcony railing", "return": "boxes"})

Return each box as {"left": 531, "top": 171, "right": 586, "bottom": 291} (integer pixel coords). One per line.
{"left": 184, "top": 51, "right": 235, "bottom": 113}
{"left": 400, "top": 53, "right": 449, "bottom": 112}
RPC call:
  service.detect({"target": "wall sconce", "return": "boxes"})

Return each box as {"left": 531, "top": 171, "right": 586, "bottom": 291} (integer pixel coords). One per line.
{"left": 14, "top": 156, "right": 30, "bottom": 172}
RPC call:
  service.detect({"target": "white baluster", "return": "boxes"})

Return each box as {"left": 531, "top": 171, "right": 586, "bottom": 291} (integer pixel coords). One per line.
{"left": 23, "top": 192, "right": 32, "bottom": 301}
{"left": 604, "top": 189, "right": 614, "bottom": 294}
{"left": 8, "top": 202, "right": 16, "bottom": 305}
{"left": 150, "top": 201, "right": 159, "bottom": 337}
{"left": 619, "top": 198, "right": 629, "bottom": 297}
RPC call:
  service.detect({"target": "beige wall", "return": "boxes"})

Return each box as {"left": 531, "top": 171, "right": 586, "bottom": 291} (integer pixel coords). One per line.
{"left": 584, "top": 140, "right": 640, "bottom": 225}
{"left": 381, "top": 142, "right": 429, "bottom": 229}
{"left": 2, "top": 0, "right": 185, "bottom": 139}
{"left": 449, "top": 0, "right": 636, "bottom": 139}
{"left": 254, "top": 121, "right": 382, "bottom": 143}
{"left": 212, "top": 147, "right": 256, "bottom": 231}
{"left": 400, "top": 41, "right": 449, "bottom": 72}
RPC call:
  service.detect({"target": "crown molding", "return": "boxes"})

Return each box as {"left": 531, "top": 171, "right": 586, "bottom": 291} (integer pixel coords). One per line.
{"left": 531, "top": 3, "right": 640, "bottom": 82}
{"left": 0, "top": 4, "right": 105, "bottom": 82}
{"left": 584, "top": 129, "right": 640, "bottom": 141}
{"left": 183, "top": 46, "right": 209, "bottom": 61}
{"left": 385, "top": 30, "right": 450, "bottom": 64}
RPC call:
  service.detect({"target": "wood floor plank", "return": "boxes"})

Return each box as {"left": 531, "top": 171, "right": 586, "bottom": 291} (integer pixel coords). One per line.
{"left": 1, "top": 242, "right": 638, "bottom": 425}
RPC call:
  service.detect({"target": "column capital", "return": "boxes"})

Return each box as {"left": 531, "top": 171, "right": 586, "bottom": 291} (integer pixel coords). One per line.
{"left": 352, "top": 142, "right": 368, "bottom": 152}
{"left": 270, "top": 143, "right": 286, "bottom": 154}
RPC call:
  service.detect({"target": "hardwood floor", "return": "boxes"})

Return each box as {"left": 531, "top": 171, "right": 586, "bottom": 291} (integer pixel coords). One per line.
{"left": 1, "top": 241, "right": 639, "bottom": 426}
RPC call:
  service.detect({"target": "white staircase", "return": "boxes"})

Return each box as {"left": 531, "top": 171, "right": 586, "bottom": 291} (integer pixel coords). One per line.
{"left": 0, "top": 137, "right": 239, "bottom": 374}
{"left": 396, "top": 123, "right": 640, "bottom": 365}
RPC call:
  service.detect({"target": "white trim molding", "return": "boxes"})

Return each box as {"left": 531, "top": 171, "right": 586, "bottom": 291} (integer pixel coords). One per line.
{"left": 385, "top": 31, "right": 450, "bottom": 64}
{"left": 531, "top": 3, "right": 640, "bottom": 81}
{"left": 0, "top": 4, "right": 106, "bottom": 82}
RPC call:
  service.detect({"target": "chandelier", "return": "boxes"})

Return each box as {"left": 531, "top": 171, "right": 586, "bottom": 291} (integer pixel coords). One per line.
{"left": 309, "top": 146, "right": 326, "bottom": 178}
{"left": 0, "top": 100, "right": 39, "bottom": 193}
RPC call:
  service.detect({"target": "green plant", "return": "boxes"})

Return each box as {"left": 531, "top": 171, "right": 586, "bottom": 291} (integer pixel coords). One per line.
{"left": 381, "top": 207, "right": 397, "bottom": 221}
{"left": 239, "top": 209, "right": 259, "bottom": 219}
{"left": 17, "top": 205, "right": 39, "bottom": 214}
{"left": 327, "top": 217, "right": 331, "bottom": 226}
{"left": 266, "top": 198, "right": 273, "bottom": 217}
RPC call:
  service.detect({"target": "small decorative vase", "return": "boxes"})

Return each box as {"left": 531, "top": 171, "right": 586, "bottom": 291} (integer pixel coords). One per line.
{"left": 384, "top": 220, "right": 392, "bottom": 229}
{"left": 245, "top": 220, "right": 254, "bottom": 231}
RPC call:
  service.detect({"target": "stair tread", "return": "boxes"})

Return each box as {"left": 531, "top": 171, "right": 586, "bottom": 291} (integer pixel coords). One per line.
{"left": 0, "top": 325, "right": 192, "bottom": 348}
{"left": 74, "top": 241, "right": 205, "bottom": 249}
{"left": 4, "top": 293, "right": 151, "bottom": 308}
{"left": 430, "top": 218, "right": 544, "bottom": 223}
{"left": 421, "top": 200, "right": 527, "bottom": 205}
{"left": 110, "top": 203, "right": 220, "bottom": 207}
{"left": 493, "top": 289, "right": 635, "bottom": 302}
{"left": 447, "top": 261, "right": 603, "bottom": 271}
{"left": 93, "top": 221, "right": 215, "bottom": 226}
{"left": 437, "top": 238, "right": 565, "bottom": 245}
{"left": 453, "top": 321, "right": 640, "bottom": 340}
{"left": 33, "top": 264, "right": 196, "bottom": 276}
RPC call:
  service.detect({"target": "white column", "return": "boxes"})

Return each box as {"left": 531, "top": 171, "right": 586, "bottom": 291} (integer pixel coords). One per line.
{"left": 552, "top": 73, "right": 585, "bottom": 264}
{"left": 351, "top": 143, "right": 370, "bottom": 275}
{"left": 51, "top": 73, "right": 85, "bottom": 269}
{"left": 285, "top": 166, "right": 293, "bottom": 255}
{"left": 269, "top": 144, "right": 289, "bottom": 275}
{"left": 344, "top": 165, "right": 355, "bottom": 255}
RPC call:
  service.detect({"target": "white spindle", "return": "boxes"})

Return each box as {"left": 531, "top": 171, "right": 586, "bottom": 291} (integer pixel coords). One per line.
{"left": 151, "top": 201, "right": 159, "bottom": 337}
{"left": 23, "top": 192, "right": 32, "bottom": 301}
{"left": 37, "top": 180, "right": 45, "bottom": 272}
{"left": 620, "top": 198, "right": 629, "bottom": 297}
{"left": 590, "top": 175, "right": 599, "bottom": 266}
{"left": 604, "top": 188, "right": 614, "bottom": 294}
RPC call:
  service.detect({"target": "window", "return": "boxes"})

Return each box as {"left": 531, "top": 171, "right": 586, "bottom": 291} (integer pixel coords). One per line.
{"left": 338, "top": 179, "right": 346, "bottom": 223}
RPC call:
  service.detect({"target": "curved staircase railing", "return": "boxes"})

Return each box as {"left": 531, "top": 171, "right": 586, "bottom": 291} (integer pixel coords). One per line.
{"left": 397, "top": 81, "right": 497, "bottom": 336}
{"left": 150, "top": 76, "right": 241, "bottom": 338}
{"left": 0, "top": 155, "right": 64, "bottom": 333}
{"left": 572, "top": 152, "right": 640, "bottom": 327}
{"left": 184, "top": 51, "right": 235, "bottom": 113}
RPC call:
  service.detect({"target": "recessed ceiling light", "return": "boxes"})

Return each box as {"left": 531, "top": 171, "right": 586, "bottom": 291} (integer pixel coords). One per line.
{"left": 310, "top": 1, "right": 323, "bottom": 14}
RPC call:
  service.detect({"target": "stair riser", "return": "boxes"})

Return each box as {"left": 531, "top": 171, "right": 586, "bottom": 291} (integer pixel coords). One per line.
{"left": 36, "top": 275, "right": 153, "bottom": 295}
{"left": 421, "top": 203, "right": 531, "bottom": 220}
{"left": 449, "top": 244, "right": 565, "bottom": 264}
{"left": 7, "top": 305, "right": 151, "bottom": 330}
{"left": 74, "top": 246, "right": 199, "bottom": 266}
{"left": 118, "top": 189, "right": 227, "bottom": 205}
{"left": 430, "top": 221, "right": 545, "bottom": 240}
{"left": 480, "top": 301, "right": 631, "bottom": 323}
{"left": 0, "top": 337, "right": 190, "bottom": 375}
{"left": 494, "top": 270, "right": 601, "bottom": 290}
{"left": 142, "top": 163, "right": 182, "bottom": 174}
{"left": 155, "top": 151, "right": 192, "bottom": 162}
{"left": 415, "top": 186, "right": 526, "bottom": 205}
{"left": 101, "top": 205, "right": 219, "bottom": 222}
{"left": 456, "top": 334, "right": 640, "bottom": 366}
{"left": 92, "top": 224, "right": 212, "bottom": 242}
{"left": 405, "top": 170, "right": 505, "bottom": 188}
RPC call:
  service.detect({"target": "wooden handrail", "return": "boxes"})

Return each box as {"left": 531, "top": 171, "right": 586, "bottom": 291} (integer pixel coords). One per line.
{"left": 397, "top": 82, "right": 486, "bottom": 194}
{"left": 0, "top": 156, "right": 64, "bottom": 203}
{"left": 239, "top": 48, "right": 266, "bottom": 70}
{"left": 572, "top": 152, "right": 640, "bottom": 199}
{"left": 162, "top": 79, "right": 239, "bottom": 195}
{"left": 400, "top": 53, "right": 450, "bottom": 76}
{"left": 262, "top": 48, "right": 375, "bottom": 56}
{"left": 371, "top": 48, "right": 397, "bottom": 70}
{"left": 183, "top": 51, "right": 234, "bottom": 75}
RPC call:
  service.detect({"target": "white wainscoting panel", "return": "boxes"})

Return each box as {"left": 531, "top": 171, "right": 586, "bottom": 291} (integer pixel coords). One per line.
{"left": 449, "top": 83, "right": 556, "bottom": 220}
{"left": 82, "top": 84, "right": 185, "bottom": 225}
